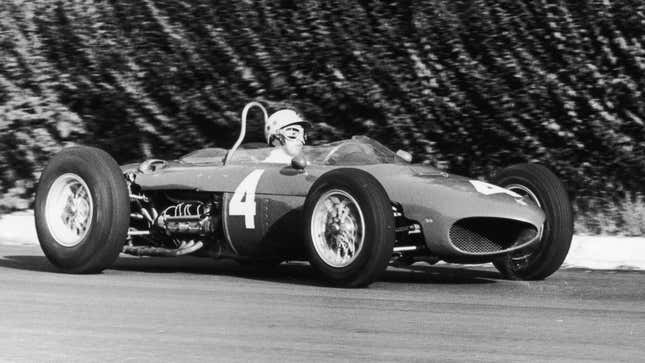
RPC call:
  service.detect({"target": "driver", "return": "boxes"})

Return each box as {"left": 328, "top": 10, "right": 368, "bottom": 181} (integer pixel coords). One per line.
{"left": 263, "top": 109, "right": 309, "bottom": 163}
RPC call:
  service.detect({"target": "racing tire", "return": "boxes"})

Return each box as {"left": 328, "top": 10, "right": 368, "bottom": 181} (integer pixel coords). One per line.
{"left": 304, "top": 168, "right": 395, "bottom": 287}
{"left": 35, "top": 146, "right": 130, "bottom": 273}
{"left": 491, "top": 163, "right": 573, "bottom": 280}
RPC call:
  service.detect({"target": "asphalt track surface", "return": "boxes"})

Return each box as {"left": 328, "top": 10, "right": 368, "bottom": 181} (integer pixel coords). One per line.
{"left": 0, "top": 244, "right": 643, "bottom": 362}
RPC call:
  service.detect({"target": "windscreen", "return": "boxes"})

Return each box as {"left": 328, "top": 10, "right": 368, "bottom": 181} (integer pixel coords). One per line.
{"left": 304, "top": 136, "right": 408, "bottom": 165}
{"left": 180, "top": 136, "right": 408, "bottom": 165}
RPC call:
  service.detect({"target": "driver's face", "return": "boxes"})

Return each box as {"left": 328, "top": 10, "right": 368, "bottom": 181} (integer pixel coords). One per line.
{"left": 280, "top": 125, "right": 306, "bottom": 144}
{"left": 279, "top": 125, "right": 306, "bottom": 157}
{"left": 283, "top": 139, "right": 303, "bottom": 157}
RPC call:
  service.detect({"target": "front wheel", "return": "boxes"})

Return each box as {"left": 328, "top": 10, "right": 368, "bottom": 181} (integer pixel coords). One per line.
{"left": 35, "top": 146, "right": 130, "bottom": 273}
{"left": 303, "top": 168, "right": 395, "bottom": 287}
{"left": 491, "top": 163, "right": 573, "bottom": 280}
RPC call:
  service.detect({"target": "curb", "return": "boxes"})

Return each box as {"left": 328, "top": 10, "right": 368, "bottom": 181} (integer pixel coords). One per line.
{"left": 0, "top": 212, "right": 38, "bottom": 246}
{"left": 563, "top": 235, "right": 645, "bottom": 270}
{"left": 1, "top": 212, "right": 643, "bottom": 270}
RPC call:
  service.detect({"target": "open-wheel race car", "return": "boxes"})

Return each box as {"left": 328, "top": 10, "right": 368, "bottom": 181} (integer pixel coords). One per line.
{"left": 35, "top": 102, "right": 574, "bottom": 287}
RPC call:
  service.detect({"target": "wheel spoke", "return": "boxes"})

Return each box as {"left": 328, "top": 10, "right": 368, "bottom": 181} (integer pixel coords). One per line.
{"left": 45, "top": 174, "right": 93, "bottom": 247}
{"left": 311, "top": 190, "right": 365, "bottom": 268}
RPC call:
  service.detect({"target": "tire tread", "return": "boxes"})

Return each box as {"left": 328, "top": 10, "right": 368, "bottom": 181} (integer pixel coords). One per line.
{"left": 492, "top": 163, "right": 573, "bottom": 280}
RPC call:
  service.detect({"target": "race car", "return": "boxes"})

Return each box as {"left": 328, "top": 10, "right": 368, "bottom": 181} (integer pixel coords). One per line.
{"left": 34, "top": 102, "right": 573, "bottom": 287}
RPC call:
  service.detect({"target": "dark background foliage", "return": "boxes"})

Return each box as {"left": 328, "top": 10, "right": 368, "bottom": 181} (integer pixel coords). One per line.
{"left": 1, "top": 0, "right": 644, "bottom": 233}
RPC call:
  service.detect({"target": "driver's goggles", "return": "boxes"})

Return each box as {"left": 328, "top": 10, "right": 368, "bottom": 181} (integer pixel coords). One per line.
{"left": 280, "top": 125, "right": 306, "bottom": 144}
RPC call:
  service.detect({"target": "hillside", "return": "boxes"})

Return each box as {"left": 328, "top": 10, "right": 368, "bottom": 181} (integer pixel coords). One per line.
{"left": 1, "top": 0, "right": 644, "bottom": 233}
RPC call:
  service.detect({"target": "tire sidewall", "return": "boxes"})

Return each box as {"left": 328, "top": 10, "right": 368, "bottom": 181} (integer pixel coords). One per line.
{"left": 492, "top": 164, "right": 573, "bottom": 279}
{"left": 304, "top": 169, "right": 394, "bottom": 286}
{"left": 35, "top": 147, "right": 128, "bottom": 272}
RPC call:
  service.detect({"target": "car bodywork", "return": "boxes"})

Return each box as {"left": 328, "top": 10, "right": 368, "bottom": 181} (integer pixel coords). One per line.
{"left": 123, "top": 134, "right": 545, "bottom": 265}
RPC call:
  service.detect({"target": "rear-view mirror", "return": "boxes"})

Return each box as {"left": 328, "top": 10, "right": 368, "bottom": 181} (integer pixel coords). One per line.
{"left": 396, "top": 150, "right": 413, "bottom": 163}
{"left": 291, "top": 155, "right": 307, "bottom": 170}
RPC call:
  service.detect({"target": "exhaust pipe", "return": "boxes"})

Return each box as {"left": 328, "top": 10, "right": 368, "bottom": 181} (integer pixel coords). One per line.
{"left": 122, "top": 240, "right": 203, "bottom": 257}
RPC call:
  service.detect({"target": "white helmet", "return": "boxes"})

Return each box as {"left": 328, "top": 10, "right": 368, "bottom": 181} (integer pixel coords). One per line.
{"left": 264, "top": 109, "right": 308, "bottom": 144}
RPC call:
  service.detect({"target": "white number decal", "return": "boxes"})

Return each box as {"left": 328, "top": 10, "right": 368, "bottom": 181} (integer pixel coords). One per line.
{"left": 469, "top": 180, "right": 521, "bottom": 198}
{"left": 230, "top": 169, "right": 265, "bottom": 229}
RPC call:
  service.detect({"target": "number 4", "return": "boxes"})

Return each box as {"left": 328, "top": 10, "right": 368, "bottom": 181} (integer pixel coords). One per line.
{"left": 230, "top": 170, "right": 265, "bottom": 229}
{"left": 469, "top": 180, "right": 521, "bottom": 198}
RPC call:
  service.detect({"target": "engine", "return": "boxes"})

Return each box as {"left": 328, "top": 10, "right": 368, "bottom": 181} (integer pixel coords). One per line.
{"left": 124, "top": 181, "right": 223, "bottom": 257}
{"left": 157, "top": 201, "right": 217, "bottom": 235}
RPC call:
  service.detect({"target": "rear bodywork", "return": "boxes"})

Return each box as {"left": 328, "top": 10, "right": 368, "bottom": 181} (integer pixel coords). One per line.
{"left": 125, "top": 136, "right": 545, "bottom": 264}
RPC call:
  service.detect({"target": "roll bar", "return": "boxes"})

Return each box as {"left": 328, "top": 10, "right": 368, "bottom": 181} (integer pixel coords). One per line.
{"left": 223, "top": 101, "right": 268, "bottom": 165}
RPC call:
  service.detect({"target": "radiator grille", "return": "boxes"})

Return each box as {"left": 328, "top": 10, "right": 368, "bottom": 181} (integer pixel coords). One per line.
{"left": 449, "top": 218, "right": 538, "bottom": 254}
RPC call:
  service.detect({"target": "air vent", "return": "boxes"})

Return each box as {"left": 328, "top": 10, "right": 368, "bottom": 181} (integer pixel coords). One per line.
{"left": 449, "top": 218, "right": 538, "bottom": 254}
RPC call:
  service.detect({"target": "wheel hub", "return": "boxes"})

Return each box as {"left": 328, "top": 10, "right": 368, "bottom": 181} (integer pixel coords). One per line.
{"left": 45, "top": 173, "right": 93, "bottom": 247}
{"left": 311, "top": 190, "right": 365, "bottom": 267}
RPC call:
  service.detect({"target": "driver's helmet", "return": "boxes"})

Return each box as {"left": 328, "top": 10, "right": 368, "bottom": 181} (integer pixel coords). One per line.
{"left": 264, "top": 109, "right": 308, "bottom": 145}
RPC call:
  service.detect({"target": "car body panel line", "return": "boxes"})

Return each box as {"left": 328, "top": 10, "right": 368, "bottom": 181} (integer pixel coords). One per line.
{"left": 221, "top": 192, "right": 239, "bottom": 256}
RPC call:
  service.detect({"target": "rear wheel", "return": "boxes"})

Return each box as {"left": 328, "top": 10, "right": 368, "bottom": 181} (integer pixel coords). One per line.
{"left": 491, "top": 163, "right": 573, "bottom": 280}
{"left": 35, "top": 146, "right": 130, "bottom": 273}
{"left": 304, "top": 168, "right": 395, "bottom": 287}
